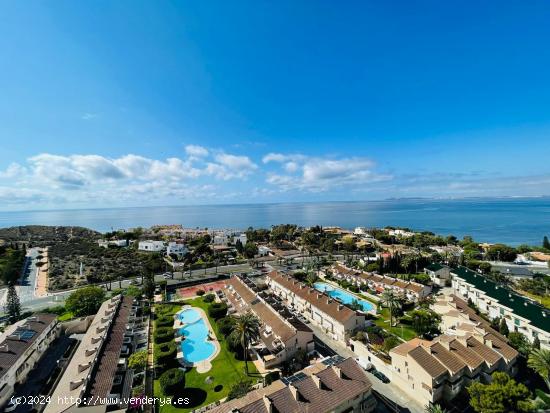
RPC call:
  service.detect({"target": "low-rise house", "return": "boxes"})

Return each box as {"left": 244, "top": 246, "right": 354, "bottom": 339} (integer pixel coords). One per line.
{"left": 233, "top": 233, "right": 247, "bottom": 245}
{"left": 98, "top": 239, "right": 128, "bottom": 248}
{"left": 45, "top": 295, "right": 138, "bottom": 413}
{"left": 451, "top": 266, "right": 550, "bottom": 349}
{"left": 223, "top": 275, "right": 314, "bottom": 369}
{"left": 0, "top": 314, "right": 59, "bottom": 408}
{"left": 138, "top": 240, "right": 165, "bottom": 252}
{"left": 209, "top": 355, "right": 376, "bottom": 413}
{"left": 267, "top": 271, "right": 365, "bottom": 341}
{"left": 166, "top": 241, "right": 188, "bottom": 259}
{"left": 258, "top": 245, "right": 271, "bottom": 256}
{"left": 425, "top": 263, "right": 451, "bottom": 287}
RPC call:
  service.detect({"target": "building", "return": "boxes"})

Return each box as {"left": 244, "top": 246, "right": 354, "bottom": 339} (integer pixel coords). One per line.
{"left": 267, "top": 271, "right": 365, "bottom": 341}
{"left": 451, "top": 266, "right": 550, "bottom": 349}
{"left": 0, "top": 314, "right": 59, "bottom": 408}
{"left": 332, "top": 263, "right": 432, "bottom": 301}
{"left": 166, "top": 241, "right": 188, "bottom": 259}
{"left": 258, "top": 245, "right": 271, "bottom": 256}
{"left": 46, "top": 295, "right": 142, "bottom": 413}
{"left": 222, "top": 275, "right": 314, "bottom": 369}
{"left": 209, "top": 356, "right": 376, "bottom": 413}
{"left": 233, "top": 233, "right": 247, "bottom": 245}
{"left": 425, "top": 263, "right": 451, "bottom": 287}
{"left": 390, "top": 330, "right": 518, "bottom": 408}
{"left": 387, "top": 229, "right": 415, "bottom": 238}
{"left": 97, "top": 239, "right": 128, "bottom": 248}
{"left": 138, "top": 240, "right": 165, "bottom": 252}
{"left": 489, "top": 264, "right": 534, "bottom": 279}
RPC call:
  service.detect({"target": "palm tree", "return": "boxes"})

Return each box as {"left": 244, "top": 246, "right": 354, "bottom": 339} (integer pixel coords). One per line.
{"left": 380, "top": 290, "right": 401, "bottom": 327}
{"left": 528, "top": 348, "right": 550, "bottom": 391}
{"left": 229, "top": 312, "right": 261, "bottom": 374}
{"left": 425, "top": 404, "right": 447, "bottom": 413}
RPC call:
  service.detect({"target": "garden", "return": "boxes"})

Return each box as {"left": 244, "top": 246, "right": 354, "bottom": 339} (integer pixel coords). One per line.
{"left": 153, "top": 296, "right": 258, "bottom": 413}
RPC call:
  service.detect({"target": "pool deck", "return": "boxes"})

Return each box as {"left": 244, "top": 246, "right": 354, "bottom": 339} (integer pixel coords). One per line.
{"left": 174, "top": 305, "right": 221, "bottom": 373}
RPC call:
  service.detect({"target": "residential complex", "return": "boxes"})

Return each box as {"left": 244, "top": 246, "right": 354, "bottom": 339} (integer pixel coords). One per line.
{"left": 0, "top": 314, "right": 59, "bottom": 408}
{"left": 332, "top": 263, "right": 432, "bottom": 301}
{"left": 222, "top": 275, "right": 314, "bottom": 369}
{"left": 389, "top": 294, "right": 519, "bottom": 407}
{"left": 267, "top": 271, "right": 366, "bottom": 341}
{"left": 424, "top": 263, "right": 451, "bottom": 287}
{"left": 46, "top": 295, "right": 145, "bottom": 413}
{"left": 451, "top": 266, "right": 550, "bottom": 349}
{"left": 209, "top": 356, "right": 377, "bottom": 413}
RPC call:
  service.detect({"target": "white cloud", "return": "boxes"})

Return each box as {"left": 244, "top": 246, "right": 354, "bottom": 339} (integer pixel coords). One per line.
{"left": 185, "top": 145, "right": 209, "bottom": 158}
{"left": 81, "top": 113, "right": 98, "bottom": 120}
{"left": 262, "top": 153, "right": 305, "bottom": 164}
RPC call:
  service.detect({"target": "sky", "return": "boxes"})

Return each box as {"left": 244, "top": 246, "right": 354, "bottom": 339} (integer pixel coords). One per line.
{"left": 1, "top": 1, "right": 550, "bottom": 210}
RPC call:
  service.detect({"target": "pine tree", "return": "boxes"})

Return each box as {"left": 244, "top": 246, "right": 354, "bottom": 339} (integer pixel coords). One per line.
{"left": 543, "top": 236, "right": 550, "bottom": 250}
{"left": 5, "top": 284, "right": 21, "bottom": 324}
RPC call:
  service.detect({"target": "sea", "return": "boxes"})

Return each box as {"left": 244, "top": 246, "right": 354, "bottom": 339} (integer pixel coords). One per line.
{"left": 1, "top": 197, "right": 549, "bottom": 246}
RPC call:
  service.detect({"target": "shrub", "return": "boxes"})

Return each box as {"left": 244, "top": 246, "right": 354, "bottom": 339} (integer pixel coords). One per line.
{"left": 154, "top": 341, "right": 177, "bottom": 366}
{"left": 217, "top": 316, "right": 234, "bottom": 337}
{"left": 65, "top": 286, "right": 106, "bottom": 317}
{"left": 227, "top": 379, "right": 252, "bottom": 400}
{"left": 196, "top": 290, "right": 206, "bottom": 296}
{"left": 208, "top": 302, "right": 228, "bottom": 319}
{"left": 159, "top": 368, "right": 185, "bottom": 395}
{"left": 203, "top": 293, "right": 215, "bottom": 303}
{"left": 155, "top": 315, "right": 174, "bottom": 328}
{"left": 128, "top": 350, "right": 148, "bottom": 371}
{"left": 265, "top": 371, "right": 280, "bottom": 385}
{"left": 154, "top": 327, "right": 174, "bottom": 344}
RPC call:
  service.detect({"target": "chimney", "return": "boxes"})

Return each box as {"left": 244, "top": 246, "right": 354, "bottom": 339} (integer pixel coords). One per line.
{"left": 78, "top": 361, "right": 91, "bottom": 373}
{"left": 332, "top": 365, "right": 343, "bottom": 379}
{"left": 440, "top": 340, "right": 451, "bottom": 351}
{"left": 70, "top": 378, "right": 85, "bottom": 391}
{"left": 0, "top": 343, "right": 9, "bottom": 352}
{"left": 263, "top": 395, "right": 273, "bottom": 413}
{"left": 289, "top": 384, "right": 300, "bottom": 401}
{"left": 485, "top": 339, "right": 493, "bottom": 348}
{"left": 338, "top": 304, "right": 343, "bottom": 311}
{"left": 96, "top": 326, "right": 106, "bottom": 334}
{"left": 312, "top": 374, "right": 322, "bottom": 389}
{"left": 91, "top": 336, "right": 102, "bottom": 344}
{"left": 85, "top": 347, "right": 98, "bottom": 357}
{"left": 101, "top": 317, "right": 110, "bottom": 323}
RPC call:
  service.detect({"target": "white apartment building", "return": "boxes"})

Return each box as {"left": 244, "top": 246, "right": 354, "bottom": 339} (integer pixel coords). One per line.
{"left": 267, "top": 271, "right": 365, "bottom": 342}
{"left": 166, "top": 242, "right": 188, "bottom": 259}
{"left": 451, "top": 266, "right": 550, "bottom": 349}
{"left": 0, "top": 314, "right": 59, "bottom": 407}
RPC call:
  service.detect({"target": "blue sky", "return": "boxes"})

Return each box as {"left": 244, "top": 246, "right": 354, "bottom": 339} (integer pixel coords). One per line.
{"left": 1, "top": 1, "right": 550, "bottom": 210}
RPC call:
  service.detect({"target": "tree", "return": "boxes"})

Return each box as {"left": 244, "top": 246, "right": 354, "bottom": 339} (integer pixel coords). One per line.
{"left": 382, "top": 335, "right": 400, "bottom": 353}
{"left": 425, "top": 405, "right": 447, "bottom": 413}
{"left": 5, "top": 284, "right": 21, "bottom": 324}
{"left": 486, "top": 244, "right": 517, "bottom": 262}
{"left": 543, "top": 236, "right": 550, "bottom": 250}
{"left": 128, "top": 350, "right": 148, "bottom": 372}
{"left": 243, "top": 241, "right": 258, "bottom": 259}
{"left": 65, "top": 286, "right": 106, "bottom": 316}
{"left": 528, "top": 349, "right": 550, "bottom": 391}
{"left": 228, "top": 312, "right": 261, "bottom": 374}
{"left": 467, "top": 371, "right": 533, "bottom": 413}
{"left": 499, "top": 318, "right": 509, "bottom": 336}
{"left": 143, "top": 272, "right": 155, "bottom": 299}
{"left": 159, "top": 368, "right": 185, "bottom": 395}
{"left": 532, "top": 336, "right": 541, "bottom": 350}
{"left": 235, "top": 239, "right": 244, "bottom": 254}
{"left": 508, "top": 332, "right": 531, "bottom": 356}
{"left": 227, "top": 378, "right": 253, "bottom": 400}
{"left": 410, "top": 309, "right": 441, "bottom": 337}
{"left": 380, "top": 290, "right": 401, "bottom": 327}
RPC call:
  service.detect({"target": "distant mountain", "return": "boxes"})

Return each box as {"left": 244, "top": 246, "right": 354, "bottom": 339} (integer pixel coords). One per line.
{"left": 0, "top": 225, "right": 101, "bottom": 243}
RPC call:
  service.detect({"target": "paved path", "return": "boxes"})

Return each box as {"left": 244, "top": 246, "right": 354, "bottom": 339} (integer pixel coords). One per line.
{"left": 308, "top": 322, "right": 425, "bottom": 413}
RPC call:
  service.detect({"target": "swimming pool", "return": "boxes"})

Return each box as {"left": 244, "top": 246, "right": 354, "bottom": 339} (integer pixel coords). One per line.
{"left": 314, "top": 282, "right": 374, "bottom": 312}
{"left": 179, "top": 308, "right": 216, "bottom": 363}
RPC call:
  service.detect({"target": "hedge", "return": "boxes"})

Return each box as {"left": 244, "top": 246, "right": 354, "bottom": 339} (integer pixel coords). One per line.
{"left": 159, "top": 368, "right": 185, "bottom": 395}
{"left": 155, "top": 315, "right": 174, "bottom": 328}
{"left": 208, "top": 302, "right": 228, "bottom": 320}
{"left": 217, "top": 316, "right": 233, "bottom": 337}
{"left": 154, "top": 326, "right": 174, "bottom": 344}
{"left": 203, "top": 293, "right": 215, "bottom": 303}
{"left": 154, "top": 341, "right": 177, "bottom": 366}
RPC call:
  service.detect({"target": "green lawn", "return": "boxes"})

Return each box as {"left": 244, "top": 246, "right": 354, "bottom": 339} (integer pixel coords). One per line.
{"left": 373, "top": 308, "right": 417, "bottom": 341}
{"left": 58, "top": 311, "right": 74, "bottom": 321}
{"left": 154, "top": 297, "right": 258, "bottom": 413}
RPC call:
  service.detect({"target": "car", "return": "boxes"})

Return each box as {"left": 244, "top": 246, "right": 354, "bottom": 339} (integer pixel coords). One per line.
{"left": 372, "top": 369, "right": 390, "bottom": 383}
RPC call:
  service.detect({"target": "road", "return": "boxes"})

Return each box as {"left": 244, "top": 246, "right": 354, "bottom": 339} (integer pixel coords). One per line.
{"left": 307, "top": 321, "right": 425, "bottom": 413}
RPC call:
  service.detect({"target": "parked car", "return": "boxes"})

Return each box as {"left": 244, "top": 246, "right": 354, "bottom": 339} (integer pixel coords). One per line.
{"left": 372, "top": 369, "right": 390, "bottom": 383}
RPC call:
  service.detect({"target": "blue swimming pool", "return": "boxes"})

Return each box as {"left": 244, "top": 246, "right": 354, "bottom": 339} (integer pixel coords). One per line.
{"left": 314, "top": 282, "right": 374, "bottom": 312}
{"left": 179, "top": 308, "right": 216, "bottom": 363}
